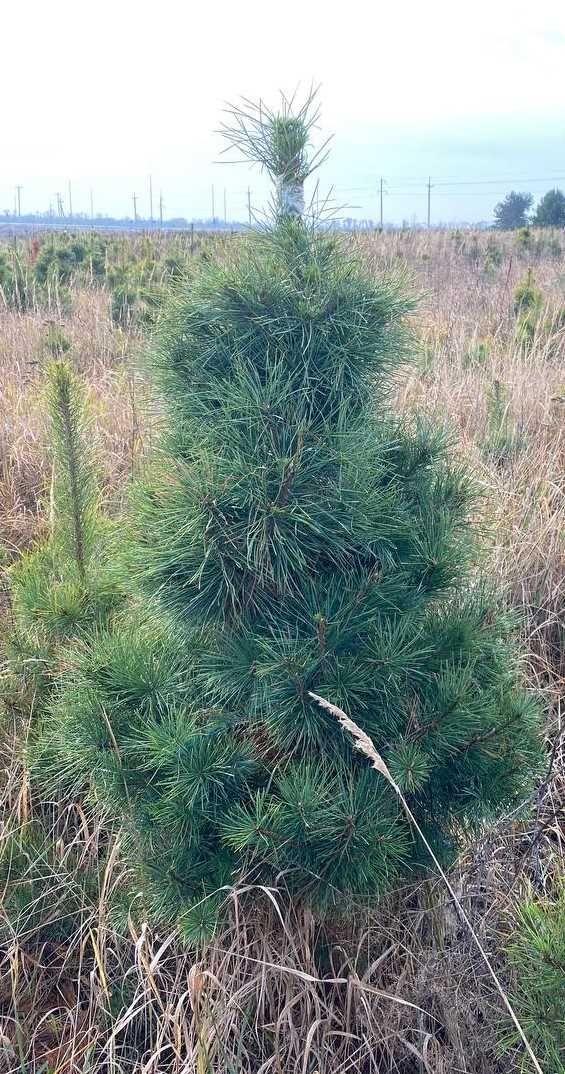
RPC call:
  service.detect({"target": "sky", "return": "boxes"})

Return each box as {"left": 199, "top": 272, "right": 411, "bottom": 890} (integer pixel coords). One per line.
{"left": 2, "top": 0, "right": 565, "bottom": 225}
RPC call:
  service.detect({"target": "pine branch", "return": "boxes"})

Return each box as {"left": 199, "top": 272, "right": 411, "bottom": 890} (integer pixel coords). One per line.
{"left": 218, "top": 86, "right": 332, "bottom": 220}
{"left": 219, "top": 85, "right": 331, "bottom": 183}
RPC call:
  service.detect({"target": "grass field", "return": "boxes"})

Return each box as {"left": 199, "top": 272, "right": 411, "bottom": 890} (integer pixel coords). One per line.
{"left": 1, "top": 226, "right": 563, "bottom": 1073}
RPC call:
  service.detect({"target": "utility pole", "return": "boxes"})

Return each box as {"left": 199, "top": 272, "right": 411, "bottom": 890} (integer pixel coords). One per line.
{"left": 427, "top": 176, "right": 432, "bottom": 229}
{"left": 68, "top": 180, "right": 73, "bottom": 218}
{"left": 159, "top": 190, "right": 164, "bottom": 227}
{"left": 132, "top": 192, "right": 138, "bottom": 222}
{"left": 247, "top": 186, "right": 252, "bottom": 226}
{"left": 15, "top": 185, "right": 23, "bottom": 216}
{"left": 90, "top": 188, "right": 94, "bottom": 219}
{"left": 149, "top": 175, "right": 153, "bottom": 222}
{"left": 223, "top": 187, "right": 227, "bottom": 224}
{"left": 211, "top": 184, "right": 215, "bottom": 222}
{"left": 379, "top": 178, "right": 383, "bottom": 230}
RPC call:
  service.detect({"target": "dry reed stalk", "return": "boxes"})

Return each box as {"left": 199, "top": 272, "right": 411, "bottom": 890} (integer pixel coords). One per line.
{"left": 309, "top": 690, "right": 545, "bottom": 1074}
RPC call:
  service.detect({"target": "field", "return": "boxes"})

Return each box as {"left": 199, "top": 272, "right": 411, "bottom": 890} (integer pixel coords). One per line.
{"left": 1, "top": 226, "right": 564, "bottom": 1073}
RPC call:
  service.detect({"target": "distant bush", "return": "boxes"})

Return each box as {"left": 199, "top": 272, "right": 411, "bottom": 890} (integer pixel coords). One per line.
{"left": 463, "top": 337, "right": 490, "bottom": 369}
{"left": 515, "top": 309, "right": 540, "bottom": 349}
{"left": 514, "top": 227, "right": 562, "bottom": 261}
{"left": 511, "top": 271, "right": 547, "bottom": 352}
{"left": 544, "top": 305, "right": 565, "bottom": 335}
{"left": 0, "top": 248, "right": 35, "bottom": 311}
{"left": 108, "top": 266, "right": 140, "bottom": 328}
{"left": 39, "top": 321, "right": 72, "bottom": 359}
{"left": 483, "top": 238, "right": 503, "bottom": 272}
{"left": 514, "top": 227, "right": 533, "bottom": 253}
{"left": 513, "top": 269, "right": 543, "bottom": 318}
{"left": 108, "top": 263, "right": 168, "bottom": 329}
{"left": 512, "top": 278, "right": 565, "bottom": 357}
{"left": 463, "top": 236, "right": 481, "bottom": 263}
{"left": 0, "top": 231, "right": 202, "bottom": 320}
{"left": 34, "top": 240, "right": 79, "bottom": 285}
{"left": 483, "top": 379, "right": 526, "bottom": 465}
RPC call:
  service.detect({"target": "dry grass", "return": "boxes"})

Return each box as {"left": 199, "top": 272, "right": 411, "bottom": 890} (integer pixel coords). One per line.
{"left": 0, "top": 226, "right": 563, "bottom": 1073}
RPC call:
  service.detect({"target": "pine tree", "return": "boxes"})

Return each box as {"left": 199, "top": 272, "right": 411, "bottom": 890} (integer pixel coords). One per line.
{"left": 34, "top": 93, "right": 542, "bottom": 940}
{"left": 4, "top": 360, "right": 116, "bottom": 708}
{"left": 534, "top": 188, "right": 565, "bottom": 228}
{"left": 493, "top": 191, "right": 533, "bottom": 230}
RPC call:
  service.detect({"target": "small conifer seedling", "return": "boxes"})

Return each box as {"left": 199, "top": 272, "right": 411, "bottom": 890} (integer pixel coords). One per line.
{"left": 5, "top": 360, "right": 116, "bottom": 709}
{"left": 35, "top": 92, "right": 542, "bottom": 939}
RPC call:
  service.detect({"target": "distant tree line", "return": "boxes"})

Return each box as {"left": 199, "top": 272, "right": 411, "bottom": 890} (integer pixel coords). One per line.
{"left": 0, "top": 210, "right": 247, "bottom": 232}
{"left": 0, "top": 211, "right": 397, "bottom": 234}
{"left": 493, "top": 188, "right": 565, "bottom": 229}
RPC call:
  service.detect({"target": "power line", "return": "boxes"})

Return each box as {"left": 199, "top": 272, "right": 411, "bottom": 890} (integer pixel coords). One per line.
{"left": 378, "top": 190, "right": 547, "bottom": 198}
{"left": 3, "top": 168, "right": 564, "bottom": 227}
{"left": 434, "top": 174, "right": 565, "bottom": 187}
{"left": 339, "top": 173, "right": 565, "bottom": 195}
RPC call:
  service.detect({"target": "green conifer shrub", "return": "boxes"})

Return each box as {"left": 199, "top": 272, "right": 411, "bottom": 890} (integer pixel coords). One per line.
{"left": 34, "top": 238, "right": 79, "bottom": 286}
{"left": 499, "top": 886, "right": 565, "bottom": 1073}
{"left": 108, "top": 262, "right": 173, "bottom": 329}
{"left": 4, "top": 360, "right": 117, "bottom": 712}
{"left": 512, "top": 269, "right": 543, "bottom": 318}
{"left": 463, "top": 337, "right": 490, "bottom": 369}
{"left": 33, "top": 94, "right": 542, "bottom": 939}
{"left": 483, "top": 237, "right": 503, "bottom": 273}
{"left": 514, "top": 226, "right": 533, "bottom": 254}
{"left": 513, "top": 270, "right": 544, "bottom": 351}
{"left": 482, "top": 379, "right": 526, "bottom": 466}
{"left": 0, "top": 247, "right": 34, "bottom": 311}
{"left": 39, "top": 321, "right": 72, "bottom": 360}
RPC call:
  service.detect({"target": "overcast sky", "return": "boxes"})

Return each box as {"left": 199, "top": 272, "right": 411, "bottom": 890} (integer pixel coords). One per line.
{"left": 2, "top": 0, "right": 565, "bottom": 224}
